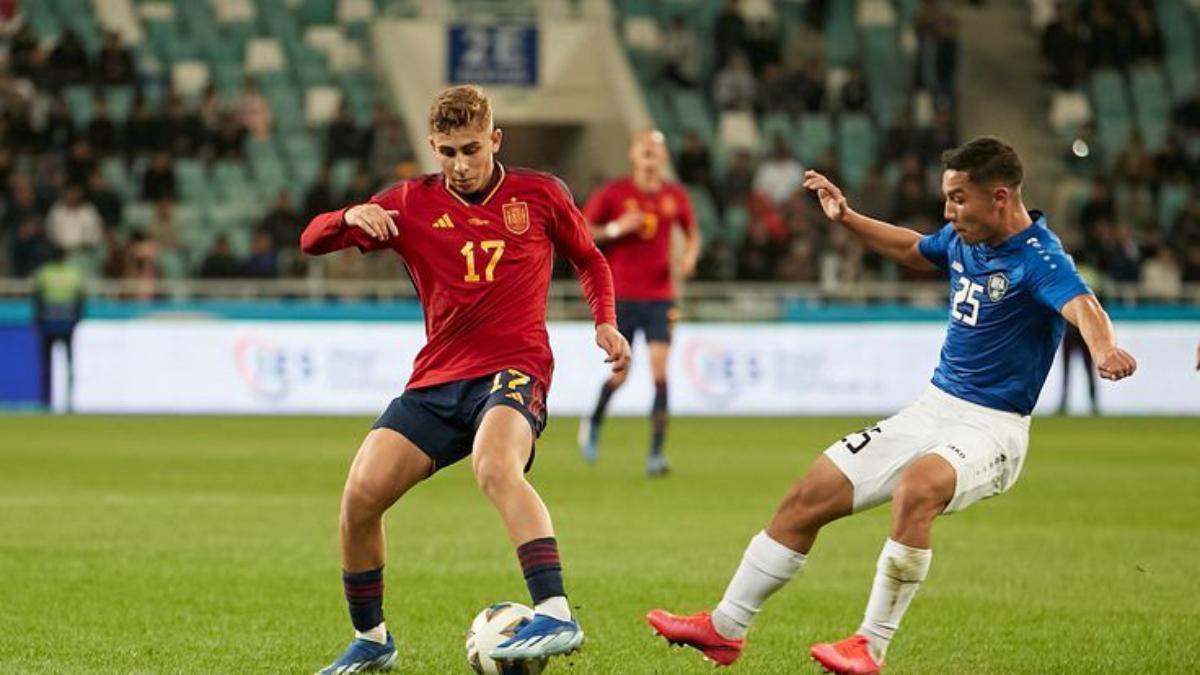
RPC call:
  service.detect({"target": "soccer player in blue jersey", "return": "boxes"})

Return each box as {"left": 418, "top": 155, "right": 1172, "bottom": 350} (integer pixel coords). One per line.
{"left": 647, "top": 137, "right": 1137, "bottom": 674}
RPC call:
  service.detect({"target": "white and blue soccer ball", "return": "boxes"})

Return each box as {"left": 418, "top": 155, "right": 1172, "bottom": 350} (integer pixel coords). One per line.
{"left": 465, "top": 602, "right": 548, "bottom": 675}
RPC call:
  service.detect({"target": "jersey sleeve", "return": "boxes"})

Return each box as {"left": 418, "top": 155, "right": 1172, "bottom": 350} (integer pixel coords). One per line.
{"left": 580, "top": 183, "right": 613, "bottom": 225}
{"left": 917, "top": 222, "right": 955, "bottom": 269}
{"left": 1029, "top": 249, "right": 1092, "bottom": 311}
{"left": 547, "top": 179, "right": 617, "bottom": 326}
{"left": 299, "top": 184, "right": 406, "bottom": 255}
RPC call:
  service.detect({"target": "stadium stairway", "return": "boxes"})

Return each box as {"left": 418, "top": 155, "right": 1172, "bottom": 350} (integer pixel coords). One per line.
{"left": 954, "top": 0, "right": 1064, "bottom": 216}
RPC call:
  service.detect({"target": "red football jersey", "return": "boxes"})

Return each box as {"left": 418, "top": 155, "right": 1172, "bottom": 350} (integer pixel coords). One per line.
{"left": 582, "top": 177, "right": 696, "bottom": 301}
{"left": 300, "top": 164, "right": 616, "bottom": 390}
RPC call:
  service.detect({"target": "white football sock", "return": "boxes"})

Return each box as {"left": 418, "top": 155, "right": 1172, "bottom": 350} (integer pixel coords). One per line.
{"left": 535, "top": 595, "right": 572, "bottom": 621}
{"left": 857, "top": 538, "right": 932, "bottom": 662}
{"left": 712, "top": 531, "right": 807, "bottom": 639}
{"left": 355, "top": 621, "right": 388, "bottom": 645}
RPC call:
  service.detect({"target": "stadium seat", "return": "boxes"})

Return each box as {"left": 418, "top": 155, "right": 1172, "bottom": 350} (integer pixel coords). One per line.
{"left": 838, "top": 113, "right": 877, "bottom": 189}
{"left": 1130, "top": 65, "right": 1171, "bottom": 152}
{"left": 338, "top": 0, "right": 377, "bottom": 24}
{"left": 245, "top": 38, "right": 287, "bottom": 74}
{"left": 1049, "top": 90, "right": 1093, "bottom": 141}
{"left": 306, "top": 86, "right": 344, "bottom": 125}
{"left": 212, "top": 0, "right": 257, "bottom": 24}
{"left": 172, "top": 61, "right": 212, "bottom": 101}
{"left": 687, "top": 186, "right": 721, "bottom": 242}
{"left": 758, "top": 113, "right": 794, "bottom": 155}
{"left": 796, "top": 113, "right": 833, "bottom": 166}
{"left": 623, "top": 17, "right": 662, "bottom": 52}
{"left": 718, "top": 111, "right": 760, "bottom": 152}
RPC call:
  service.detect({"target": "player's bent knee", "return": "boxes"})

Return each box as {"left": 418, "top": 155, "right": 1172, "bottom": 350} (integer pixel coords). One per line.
{"left": 891, "top": 479, "right": 950, "bottom": 520}
{"left": 472, "top": 455, "right": 523, "bottom": 499}
{"left": 773, "top": 478, "right": 848, "bottom": 532}
{"left": 340, "top": 481, "right": 388, "bottom": 526}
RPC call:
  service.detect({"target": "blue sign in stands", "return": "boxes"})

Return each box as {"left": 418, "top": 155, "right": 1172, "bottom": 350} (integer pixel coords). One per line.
{"left": 448, "top": 24, "right": 538, "bottom": 86}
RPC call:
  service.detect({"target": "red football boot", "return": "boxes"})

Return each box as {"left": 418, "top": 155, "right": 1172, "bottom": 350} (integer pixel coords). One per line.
{"left": 809, "top": 634, "right": 883, "bottom": 675}
{"left": 646, "top": 609, "right": 745, "bottom": 666}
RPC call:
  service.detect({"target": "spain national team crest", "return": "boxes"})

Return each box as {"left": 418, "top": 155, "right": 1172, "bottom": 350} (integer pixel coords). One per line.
{"left": 987, "top": 273, "right": 1009, "bottom": 301}
{"left": 502, "top": 199, "right": 530, "bottom": 235}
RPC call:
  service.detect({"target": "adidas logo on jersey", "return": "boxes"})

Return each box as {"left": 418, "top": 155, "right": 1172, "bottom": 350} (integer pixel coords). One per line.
{"left": 433, "top": 214, "right": 455, "bottom": 229}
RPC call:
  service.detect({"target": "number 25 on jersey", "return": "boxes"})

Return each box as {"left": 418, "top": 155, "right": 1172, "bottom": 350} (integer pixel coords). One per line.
{"left": 951, "top": 275, "right": 983, "bottom": 326}
{"left": 461, "top": 240, "right": 505, "bottom": 283}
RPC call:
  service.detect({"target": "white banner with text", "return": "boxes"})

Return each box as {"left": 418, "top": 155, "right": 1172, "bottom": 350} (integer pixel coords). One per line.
{"left": 71, "top": 321, "right": 1200, "bottom": 415}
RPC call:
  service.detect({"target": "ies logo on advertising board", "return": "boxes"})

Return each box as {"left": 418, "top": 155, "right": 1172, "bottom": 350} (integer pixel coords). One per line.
{"left": 681, "top": 337, "right": 763, "bottom": 405}
{"left": 234, "top": 335, "right": 315, "bottom": 401}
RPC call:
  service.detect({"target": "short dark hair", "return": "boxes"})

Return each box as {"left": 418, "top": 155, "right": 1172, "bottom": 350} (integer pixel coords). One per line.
{"left": 941, "top": 137, "right": 1023, "bottom": 187}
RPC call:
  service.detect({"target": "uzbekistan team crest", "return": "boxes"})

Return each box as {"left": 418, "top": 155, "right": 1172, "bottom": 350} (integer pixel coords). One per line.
{"left": 987, "top": 273, "right": 1009, "bottom": 301}
{"left": 502, "top": 199, "right": 530, "bottom": 234}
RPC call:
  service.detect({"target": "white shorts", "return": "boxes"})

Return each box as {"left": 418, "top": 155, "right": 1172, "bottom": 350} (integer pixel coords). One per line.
{"left": 824, "top": 386, "right": 1031, "bottom": 514}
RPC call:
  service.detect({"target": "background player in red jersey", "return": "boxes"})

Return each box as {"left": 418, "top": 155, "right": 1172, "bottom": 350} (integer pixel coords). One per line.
{"left": 577, "top": 130, "right": 701, "bottom": 477}
{"left": 301, "top": 85, "right": 631, "bottom": 673}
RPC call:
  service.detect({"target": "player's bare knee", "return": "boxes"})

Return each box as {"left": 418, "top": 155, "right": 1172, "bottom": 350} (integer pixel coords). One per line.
{"left": 609, "top": 370, "right": 629, "bottom": 389}
{"left": 472, "top": 455, "right": 522, "bottom": 499}
{"left": 891, "top": 479, "right": 948, "bottom": 523}
{"left": 340, "top": 480, "right": 387, "bottom": 527}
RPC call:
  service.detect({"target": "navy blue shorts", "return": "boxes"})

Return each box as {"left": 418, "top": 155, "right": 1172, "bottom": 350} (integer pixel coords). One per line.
{"left": 616, "top": 300, "right": 677, "bottom": 345}
{"left": 373, "top": 369, "right": 548, "bottom": 473}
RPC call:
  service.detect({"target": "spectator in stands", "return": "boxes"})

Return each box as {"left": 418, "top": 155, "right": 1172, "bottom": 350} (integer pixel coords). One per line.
{"left": 793, "top": 57, "right": 827, "bottom": 113}
{"left": 37, "top": 93, "right": 75, "bottom": 154}
{"left": 343, "top": 166, "right": 374, "bottom": 206}
{"left": 662, "top": 15, "right": 703, "bottom": 89}
{"left": 9, "top": 24, "right": 41, "bottom": 81}
{"left": 1127, "top": 3, "right": 1163, "bottom": 66}
{"left": 65, "top": 139, "right": 97, "bottom": 188}
{"left": 781, "top": 22, "right": 825, "bottom": 73}
{"left": 141, "top": 151, "right": 177, "bottom": 201}
{"left": 1113, "top": 134, "right": 1157, "bottom": 230}
{"left": 1173, "top": 88, "right": 1200, "bottom": 134}
{"left": 198, "top": 84, "right": 225, "bottom": 140}
{"left": 122, "top": 230, "right": 161, "bottom": 298}
{"left": 915, "top": 2, "right": 960, "bottom": 104}
{"left": 4, "top": 173, "right": 42, "bottom": 234}
{"left": 713, "top": 0, "right": 747, "bottom": 69}
{"left": 163, "top": 93, "right": 205, "bottom": 157}
{"left": 45, "top": 184, "right": 102, "bottom": 253}
{"left": 261, "top": 190, "right": 303, "bottom": 251}
{"left": 328, "top": 101, "right": 364, "bottom": 160}
{"left": 96, "top": 31, "right": 135, "bottom": 85}
{"left": 890, "top": 173, "right": 941, "bottom": 227}
{"left": 11, "top": 214, "right": 52, "bottom": 277}
{"left": 239, "top": 77, "right": 271, "bottom": 140}
{"left": 775, "top": 237, "right": 816, "bottom": 282}
{"left": 213, "top": 110, "right": 247, "bottom": 159}
{"left": 368, "top": 107, "right": 413, "bottom": 181}
{"left": 244, "top": 229, "right": 279, "bottom": 278}
{"left": 840, "top": 65, "right": 869, "bottom": 112}
{"left": 1140, "top": 245, "right": 1181, "bottom": 299}
{"left": 752, "top": 136, "right": 804, "bottom": 207}
{"left": 922, "top": 105, "right": 959, "bottom": 158}
{"left": 199, "top": 234, "right": 243, "bottom": 279}
{"left": 675, "top": 130, "right": 714, "bottom": 195}
{"left": 304, "top": 166, "right": 339, "bottom": 216}
{"left": 85, "top": 170, "right": 121, "bottom": 231}
{"left": 743, "top": 16, "right": 782, "bottom": 75}
{"left": 123, "top": 96, "right": 159, "bottom": 159}
{"left": 148, "top": 197, "right": 181, "bottom": 254}
{"left": 1085, "top": 2, "right": 1125, "bottom": 70}
{"left": 719, "top": 147, "right": 756, "bottom": 210}
{"left": 1100, "top": 221, "right": 1141, "bottom": 283}
{"left": 1042, "top": 1, "right": 1084, "bottom": 89}
{"left": 1182, "top": 240, "right": 1200, "bottom": 283}
{"left": 87, "top": 95, "right": 119, "bottom": 157}
{"left": 713, "top": 52, "right": 757, "bottom": 111}
{"left": 48, "top": 29, "right": 89, "bottom": 86}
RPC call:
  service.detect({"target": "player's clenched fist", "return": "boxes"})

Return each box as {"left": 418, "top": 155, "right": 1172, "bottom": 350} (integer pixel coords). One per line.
{"left": 803, "top": 170, "right": 850, "bottom": 223}
{"left": 345, "top": 203, "right": 400, "bottom": 241}
{"left": 596, "top": 323, "right": 631, "bottom": 373}
{"left": 1096, "top": 347, "right": 1137, "bottom": 381}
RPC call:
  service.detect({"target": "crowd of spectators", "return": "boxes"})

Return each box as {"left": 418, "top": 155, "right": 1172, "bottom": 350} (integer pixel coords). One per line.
{"left": 1, "top": 18, "right": 414, "bottom": 286}
{"left": 1042, "top": 0, "right": 1200, "bottom": 297}
{"left": 598, "top": 0, "right": 964, "bottom": 285}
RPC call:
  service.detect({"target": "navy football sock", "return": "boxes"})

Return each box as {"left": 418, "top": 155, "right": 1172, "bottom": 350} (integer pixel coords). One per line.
{"left": 650, "top": 380, "right": 668, "bottom": 457}
{"left": 517, "top": 537, "right": 565, "bottom": 605}
{"left": 590, "top": 381, "right": 617, "bottom": 428}
{"left": 343, "top": 567, "right": 385, "bottom": 632}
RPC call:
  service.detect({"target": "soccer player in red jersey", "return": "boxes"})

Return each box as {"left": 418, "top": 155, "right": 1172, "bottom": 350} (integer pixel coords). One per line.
{"left": 577, "top": 130, "right": 701, "bottom": 476}
{"left": 302, "top": 85, "right": 631, "bottom": 673}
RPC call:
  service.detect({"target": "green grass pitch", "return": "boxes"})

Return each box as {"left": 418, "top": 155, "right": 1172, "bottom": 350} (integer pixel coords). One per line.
{"left": 1, "top": 414, "right": 1198, "bottom": 674}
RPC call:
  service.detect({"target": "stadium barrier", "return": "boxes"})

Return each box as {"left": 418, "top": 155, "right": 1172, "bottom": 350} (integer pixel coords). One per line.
{"left": 66, "top": 319, "right": 1199, "bottom": 416}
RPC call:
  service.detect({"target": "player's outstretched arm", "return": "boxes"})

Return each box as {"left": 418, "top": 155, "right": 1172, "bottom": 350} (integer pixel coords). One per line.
{"left": 803, "top": 170, "right": 936, "bottom": 271}
{"left": 1061, "top": 294, "right": 1137, "bottom": 381}
{"left": 300, "top": 204, "right": 399, "bottom": 255}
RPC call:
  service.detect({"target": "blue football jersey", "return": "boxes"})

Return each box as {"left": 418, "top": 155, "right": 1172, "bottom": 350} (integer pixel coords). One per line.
{"left": 918, "top": 212, "right": 1091, "bottom": 415}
